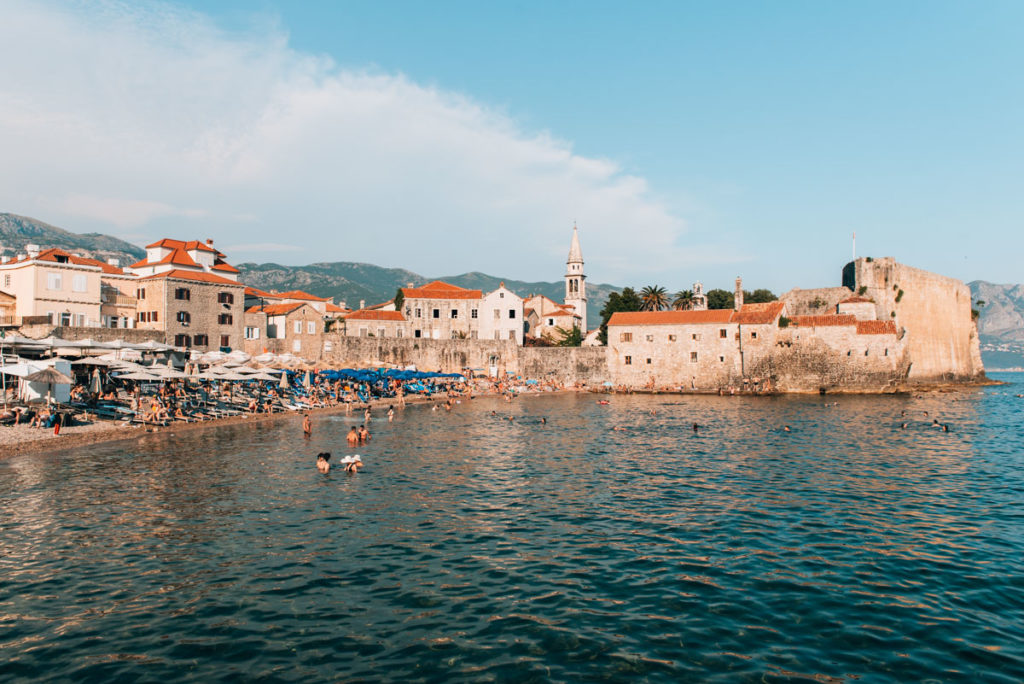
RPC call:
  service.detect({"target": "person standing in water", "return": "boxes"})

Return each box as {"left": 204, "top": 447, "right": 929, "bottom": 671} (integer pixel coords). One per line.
{"left": 302, "top": 414, "right": 312, "bottom": 438}
{"left": 387, "top": 406, "right": 395, "bottom": 422}
{"left": 359, "top": 425, "right": 371, "bottom": 443}
{"left": 347, "top": 426, "right": 359, "bottom": 446}
{"left": 316, "top": 453, "right": 331, "bottom": 473}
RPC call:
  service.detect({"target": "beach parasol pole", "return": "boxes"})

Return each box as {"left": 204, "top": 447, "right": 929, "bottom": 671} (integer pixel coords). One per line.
{"left": 0, "top": 329, "right": 6, "bottom": 410}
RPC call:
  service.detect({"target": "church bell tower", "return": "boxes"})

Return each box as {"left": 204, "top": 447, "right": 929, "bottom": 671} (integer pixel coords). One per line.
{"left": 564, "top": 223, "right": 587, "bottom": 330}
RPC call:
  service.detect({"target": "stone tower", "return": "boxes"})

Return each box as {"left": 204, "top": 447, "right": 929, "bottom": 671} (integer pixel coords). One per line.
{"left": 564, "top": 223, "right": 587, "bottom": 330}
{"left": 734, "top": 276, "right": 744, "bottom": 311}
{"left": 691, "top": 281, "right": 707, "bottom": 311}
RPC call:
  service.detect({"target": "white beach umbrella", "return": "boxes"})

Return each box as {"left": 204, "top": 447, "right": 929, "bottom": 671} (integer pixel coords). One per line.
{"left": 254, "top": 352, "right": 277, "bottom": 363}
{"left": 90, "top": 368, "right": 102, "bottom": 394}
{"left": 117, "top": 371, "right": 162, "bottom": 381}
{"left": 279, "top": 372, "right": 290, "bottom": 389}
{"left": 303, "top": 371, "right": 312, "bottom": 389}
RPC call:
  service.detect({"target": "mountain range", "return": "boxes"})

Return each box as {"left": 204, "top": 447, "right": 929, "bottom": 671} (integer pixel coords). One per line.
{"left": 968, "top": 280, "right": 1024, "bottom": 370}
{"left": 0, "top": 213, "right": 144, "bottom": 267}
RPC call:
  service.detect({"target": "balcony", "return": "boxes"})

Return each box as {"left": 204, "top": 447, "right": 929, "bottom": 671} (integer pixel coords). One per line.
{"left": 101, "top": 293, "right": 138, "bottom": 307}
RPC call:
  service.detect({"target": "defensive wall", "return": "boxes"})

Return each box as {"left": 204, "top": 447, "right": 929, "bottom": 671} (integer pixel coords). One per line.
{"left": 16, "top": 325, "right": 166, "bottom": 344}
{"left": 843, "top": 257, "right": 984, "bottom": 382}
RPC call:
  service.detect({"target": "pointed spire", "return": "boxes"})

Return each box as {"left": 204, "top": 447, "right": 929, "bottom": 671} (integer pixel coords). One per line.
{"left": 567, "top": 222, "right": 583, "bottom": 264}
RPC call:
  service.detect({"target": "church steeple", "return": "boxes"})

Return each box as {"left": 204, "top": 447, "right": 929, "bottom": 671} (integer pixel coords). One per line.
{"left": 564, "top": 223, "right": 587, "bottom": 330}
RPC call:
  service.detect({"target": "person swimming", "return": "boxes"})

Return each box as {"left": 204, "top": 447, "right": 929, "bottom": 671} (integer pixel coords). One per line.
{"left": 783, "top": 425, "right": 791, "bottom": 432}
{"left": 317, "top": 452, "right": 331, "bottom": 474}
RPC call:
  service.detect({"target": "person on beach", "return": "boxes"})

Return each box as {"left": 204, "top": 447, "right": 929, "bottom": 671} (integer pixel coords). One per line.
{"left": 303, "top": 414, "right": 312, "bottom": 437}
{"left": 347, "top": 426, "right": 359, "bottom": 446}
{"left": 317, "top": 452, "right": 331, "bottom": 473}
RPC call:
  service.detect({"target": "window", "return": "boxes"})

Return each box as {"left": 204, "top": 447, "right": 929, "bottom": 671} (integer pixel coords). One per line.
{"left": 218, "top": 313, "right": 233, "bottom": 325}
{"left": 884, "top": 348, "right": 888, "bottom": 356}
{"left": 193, "top": 334, "right": 209, "bottom": 346}
{"left": 414, "top": 329, "right": 422, "bottom": 338}
{"left": 690, "top": 352, "right": 698, "bottom": 363}
{"left": 405, "top": 307, "right": 411, "bottom": 317}
{"left": 359, "top": 327, "right": 368, "bottom": 337}
{"left": 415, "top": 308, "right": 422, "bottom": 318}
{"left": 307, "top": 321, "right": 316, "bottom": 334}
{"left": 751, "top": 331, "right": 758, "bottom": 339}
{"left": 471, "top": 308, "right": 478, "bottom": 319}
{"left": 47, "top": 273, "right": 62, "bottom": 290}
{"left": 620, "top": 332, "right": 632, "bottom": 342}
{"left": 645, "top": 334, "right": 654, "bottom": 342}
{"left": 646, "top": 358, "right": 652, "bottom": 364}
{"left": 719, "top": 355, "right": 725, "bottom": 362}
{"left": 3, "top": 274, "right": 9, "bottom": 287}
{"left": 451, "top": 309, "right": 458, "bottom": 319}
{"left": 218, "top": 292, "right": 234, "bottom": 304}
{"left": 547, "top": 318, "right": 554, "bottom": 326}
{"left": 136, "top": 288, "right": 146, "bottom": 300}
{"left": 245, "top": 327, "right": 260, "bottom": 340}
{"left": 60, "top": 312, "right": 71, "bottom": 326}
{"left": 220, "top": 335, "right": 230, "bottom": 348}
{"left": 174, "top": 334, "right": 191, "bottom": 347}
{"left": 433, "top": 309, "right": 440, "bottom": 319}
{"left": 668, "top": 334, "right": 677, "bottom": 341}
{"left": 451, "top": 331, "right": 459, "bottom": 339}
{"left": 396, "top": 328, "right": 404, "bottom": 338}
{"left": 176, "top": 311, "right": 191, "bottom": 325}
{"left": 494, "top": 309, "right": 501, "bottom": 319}
{"left": 499, "top": 292, "right": 504, "bottom": 298}
{"left": 508, "top": 309, "right": 516, "bottom": 319}
{"left": 493, "top": 330, "right": 500, "bottom": 340}
{"left": 292, "top": 339, "right": 301, "bottom": 352}
{"left": 151, "top": 311, "right": 158, "bottom": 323}
{"left": 719, "top": 329, "right": 728, "bottom": 338}
{"left": 174, "top": 288, "right": 191, "bottom": 301}
{"left": 624, "top": 355, "right": 632, "bottom": 365}
{"left": 294, "top": 320, "right": 302, "bottom": 334}
{"left": 692, "top": 333, "right": 701, "bottom": 341}
{"left": 72, "top": 274, "right": 87, "bottom": 292}
{"left": 378, "top": 327, "right": 385, "bottom": 338}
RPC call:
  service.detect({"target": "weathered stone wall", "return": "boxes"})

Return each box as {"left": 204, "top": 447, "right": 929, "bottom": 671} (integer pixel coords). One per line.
{"left": 845, "top": 258, "right": 984, "bottom": 381}
{"left": 517, "top": 347, "right": 608, "bottom": 385}
{"left": 780, "top": 287, "right": 854, "bottom": 316}
{"left": 319, "top": 335, "right": 519, "bottom": 373}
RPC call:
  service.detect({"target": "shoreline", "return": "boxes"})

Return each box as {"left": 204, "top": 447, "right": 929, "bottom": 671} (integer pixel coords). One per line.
{"left": 2, "top": 378, "right": 1000, "bottom": 459}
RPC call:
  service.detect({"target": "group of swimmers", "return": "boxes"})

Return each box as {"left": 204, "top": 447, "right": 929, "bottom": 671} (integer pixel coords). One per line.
{"left": 315, "top": 452, "right": 362, "bottom": 474}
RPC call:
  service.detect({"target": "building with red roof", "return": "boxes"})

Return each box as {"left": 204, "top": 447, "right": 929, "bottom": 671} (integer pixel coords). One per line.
{"left": 127, "top": 238, "right": 240, "bottom": 281}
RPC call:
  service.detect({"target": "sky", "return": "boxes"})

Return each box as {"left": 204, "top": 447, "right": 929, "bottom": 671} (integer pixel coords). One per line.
{"left": 1, "top": 0, "right": 1021, "bottom": 293}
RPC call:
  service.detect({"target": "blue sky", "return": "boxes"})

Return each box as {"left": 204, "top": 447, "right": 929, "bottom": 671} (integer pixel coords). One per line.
{"left": 1, "top": 1, "right": 1021, "bottom": 292}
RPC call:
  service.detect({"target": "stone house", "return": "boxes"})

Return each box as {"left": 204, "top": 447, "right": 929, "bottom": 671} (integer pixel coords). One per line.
{"left": 478, "top": 284, "right": 524, "bottom": 343}
{"left": 836, "top": 295, "right": 876, "bottom": 320}
{"left": 341, "top": 309, "right": 407, "bottom": 339}
{"left": 523, "top": 294, "right": 581, "bottom": 341}
{"left": 606, "top": 302, "right": 787, "bottom": 389}
{"left": 399, "top": 281, "right": 483, "bottom": 340}
{"left": 128, "top": 238, "right": 240, "bottom": 281}
{"left": 135, "top": 270, "right": 245, "bottom": 351}
{"left": 242, "top": 301, "right": 325, "bottom": 359}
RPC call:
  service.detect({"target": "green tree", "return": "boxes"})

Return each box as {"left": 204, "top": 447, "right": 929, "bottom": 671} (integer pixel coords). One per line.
{"left": 393, "top": 288, "right": 405, "bottom": 312}
{"left": 745, "top": 288, "right": 777, "bottom": 304}
{"left": 672, "top": 289, "right": 693, "bottom": 310}
{"left": 554, "top": 325, "right": 584, "bottom": 347}
{"left": 706, "top": 288, "right": 734, "bottom": 310}
{"left": 640, "top": 285, "right": 669, "bottom": 311}
{"left": 597, "top": 287, "right": 643, "bottom": 344}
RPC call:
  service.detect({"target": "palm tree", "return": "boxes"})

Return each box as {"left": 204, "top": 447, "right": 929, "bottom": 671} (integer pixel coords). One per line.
{"left": 672, "top": 289, "right": 694, "bottom": 310}
{"left": 640, "top": 285, "right": 669, "bottom": 311}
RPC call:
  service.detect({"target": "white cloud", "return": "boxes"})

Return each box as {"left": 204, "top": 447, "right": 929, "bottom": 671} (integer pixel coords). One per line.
{"left": 0, "top": 0, "right": 725, "bottom": 284}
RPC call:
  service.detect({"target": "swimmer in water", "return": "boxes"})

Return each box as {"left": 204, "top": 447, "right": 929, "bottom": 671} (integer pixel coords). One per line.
{"left": 388, "top": 406, "right": 395, "bottom": 422}
{"left": 302, "top": 414, "right": 312, "bottom": 437}
{"left": 316, "top": 452, "right": 331, "bottom": 474}
{"left": 783, "top": 425, "right": 791, "bottom": 432}
{"left": 901, "top": 423, "right": 908, "bottom": 429}
{"left": 359, "top": 425, "right": 370, "bottom": 443}
{"left": 612, "top": 426, "right": 627, "bottom": 432}
{"left": 347, "top": 426, "right": 359, "bottom": 446}
{"left": 541, "top": 417, "right": 546, "bottom": 425}
{"left": 943, "top": 424, "right": 950, "bottom": 432}
{"left": 692, "top": 423, "right": 699, "bottom": 433}
{"left": 344, "top": 455, "right": 363, "bottom": 473}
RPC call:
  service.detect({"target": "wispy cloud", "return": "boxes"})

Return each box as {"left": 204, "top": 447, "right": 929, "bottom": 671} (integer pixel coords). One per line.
{"left": 0, "top": 0, "right": 721, "bottom": 283}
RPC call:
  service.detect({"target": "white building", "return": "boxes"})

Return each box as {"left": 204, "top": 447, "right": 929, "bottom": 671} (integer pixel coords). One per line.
{"left": 478, "top": 283, "right": 523, "bottom": 343}
{"left": 563, "top": 224, "right": 587, "bottom": 330}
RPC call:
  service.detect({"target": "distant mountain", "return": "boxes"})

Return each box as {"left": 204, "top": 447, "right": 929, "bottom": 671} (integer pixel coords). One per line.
{"left": 0, "top": 213, "right": 144, "bottom": 267}
{"left": 236, "top": 262, "right": 621, "bottom": 329}
{"left": 968, "top": 280, "right": 1024, "bottom": 370}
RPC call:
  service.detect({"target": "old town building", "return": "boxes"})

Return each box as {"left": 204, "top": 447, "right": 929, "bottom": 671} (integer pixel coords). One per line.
{"left": 135, "top": 270, "right": 245, "bottom": 351}
{"left": 400, "top": 281, "right": 483, "bottom": 339}
{"left": 478, "top": 283, "right": 524, "bottom": 343}
{"left": 341, "top": 309, "right": 407, "bottom": 338}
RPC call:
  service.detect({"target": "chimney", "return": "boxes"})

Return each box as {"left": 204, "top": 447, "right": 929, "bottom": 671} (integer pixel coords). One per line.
{"left": 337, "top": 300, "right": 346, "bottom": 310}
{"left": 0, "top": 256, "right": 9, "bottom": 264}
{"left": 107, "top": 258, "right": 120, "bottom": 267}
{"left": 734, "top": 276, "right": 744, "bottom": 311}
{"left": 206, "top": 238, "right": 214, "bottom": 246}
{"left": 359, "top": 299, "right": 365, "bottom": 310}
{"left": 25, "top": 244, "right": 40, "bottom": 258}
{"left": 17, "top": 253, "right": 26, "bottom": 261}
{"left": 406, "top": 282, "right": 413, "bottom": 288}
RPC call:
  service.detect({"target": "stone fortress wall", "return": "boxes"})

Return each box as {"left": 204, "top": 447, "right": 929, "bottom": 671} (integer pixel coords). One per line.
{"left": 843, "top": 257, "right": 984, "bottom": 382}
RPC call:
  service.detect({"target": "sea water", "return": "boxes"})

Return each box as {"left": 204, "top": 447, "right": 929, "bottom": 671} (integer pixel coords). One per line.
{"left": 2, "top": 374, "right": 1023, "bottom": 681}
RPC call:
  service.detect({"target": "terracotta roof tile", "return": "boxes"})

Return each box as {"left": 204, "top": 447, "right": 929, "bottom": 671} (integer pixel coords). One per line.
{"left": 212, "top": 262, "right": 240, "bottom": 273}
{"left": 345, "top": 309, "right": 405, "bottom": 321}
{"left": 401, "top": 280, "right": 482, "bottom": 300}
{"left": 146, "top": 238, "right": 216, "bottom": 253}
{"left": 139, "top": 269, "right": 243, "bottom": 286}
{"left": 608, "top": 310, "right": 734, "bottom": 326}
{"left": 733, "top": 301, "right": 786, "bottom": 325}
{"left": 274, "top": 290, "right": 330, "bottom": 302}
{"left": 244, "top": 286, "right": 278, "bottom": 298}
{"left": 24, "top": 248, "right": 128, "bottom": 275}
{"left": 856, "top": 320, "right": 898, "bottom": 335}
{"left": 791, "top": 314, "right": 858, "bottom": 327}
{"left": 246, "top": 302, "right": 306, "bottom": 316}
{"left": 325, "top": 303, "right": 349, "bottom": 314}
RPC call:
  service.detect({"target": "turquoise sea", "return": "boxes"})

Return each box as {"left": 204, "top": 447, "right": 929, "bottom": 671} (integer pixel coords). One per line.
{"left": 2, "top": 373, "right": 1023, "bottom": 682}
